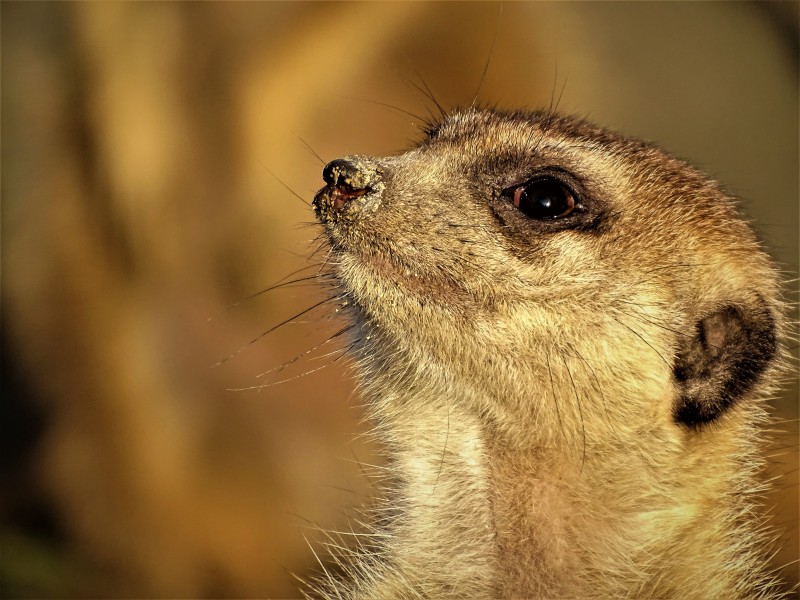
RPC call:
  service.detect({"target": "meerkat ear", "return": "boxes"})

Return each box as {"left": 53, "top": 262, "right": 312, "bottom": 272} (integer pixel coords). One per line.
{"left": 672, "top": 299, "right": 777, "bottom": 427}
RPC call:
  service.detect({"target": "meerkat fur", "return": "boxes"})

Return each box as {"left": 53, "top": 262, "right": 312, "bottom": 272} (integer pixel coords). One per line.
{"left": 304, "top": 109, "right": 789, "bottom": 599}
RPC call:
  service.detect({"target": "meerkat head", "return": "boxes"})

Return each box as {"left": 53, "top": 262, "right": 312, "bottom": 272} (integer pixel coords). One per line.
{"left": 313, "top": 108, "right": 781, "bottom": 447}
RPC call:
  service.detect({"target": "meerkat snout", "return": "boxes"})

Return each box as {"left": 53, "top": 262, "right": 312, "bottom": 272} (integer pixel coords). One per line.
{"left": 315, "top": 157, "right": 383, "bottom": 218}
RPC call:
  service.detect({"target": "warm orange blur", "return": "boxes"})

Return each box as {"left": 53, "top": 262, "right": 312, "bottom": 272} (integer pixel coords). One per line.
{"left": 3, "top": 3, "right": 797, "bottom": 597}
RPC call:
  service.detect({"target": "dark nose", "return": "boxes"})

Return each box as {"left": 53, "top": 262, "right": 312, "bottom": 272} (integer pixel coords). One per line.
{"left": 316, "top": 157, "right": 378, "bottom": 213}
{"left": 322, "top": 158, "right": 368, "bottom": 191}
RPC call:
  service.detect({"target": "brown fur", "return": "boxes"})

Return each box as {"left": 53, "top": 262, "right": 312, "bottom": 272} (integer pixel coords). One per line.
{"left": 308, "top": 109, "right": 788, "bottom": 599}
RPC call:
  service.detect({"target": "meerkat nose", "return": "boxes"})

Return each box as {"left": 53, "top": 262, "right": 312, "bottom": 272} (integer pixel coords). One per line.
{"left": 318, "top": 157, "right": 379, "bottom": 212}
{"left": 322, "top": 158, "right": 363, "bottom": 187}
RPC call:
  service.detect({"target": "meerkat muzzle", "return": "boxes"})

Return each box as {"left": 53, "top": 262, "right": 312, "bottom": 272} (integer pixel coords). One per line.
{"left": 314, "top": 156, "right": 383, "bottom": 223}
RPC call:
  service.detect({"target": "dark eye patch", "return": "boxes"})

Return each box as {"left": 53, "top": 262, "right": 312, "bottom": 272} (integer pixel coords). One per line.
{"left": 490, "top": 168, "right": 609, "bottom": 236}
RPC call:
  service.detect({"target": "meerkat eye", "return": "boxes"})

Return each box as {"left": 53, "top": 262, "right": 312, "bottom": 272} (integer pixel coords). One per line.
{"left": 507, "top": 177, "right": 577, "bottom": 220}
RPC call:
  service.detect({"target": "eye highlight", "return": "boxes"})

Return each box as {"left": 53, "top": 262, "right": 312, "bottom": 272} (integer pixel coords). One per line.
{"left": 506, "top": 177, "right": 577, "bottom": 220}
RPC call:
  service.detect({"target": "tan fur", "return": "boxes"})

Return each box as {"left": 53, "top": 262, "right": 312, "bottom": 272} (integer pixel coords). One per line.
{"left": 307, "top": 109, "right": 788, "bottom": 599}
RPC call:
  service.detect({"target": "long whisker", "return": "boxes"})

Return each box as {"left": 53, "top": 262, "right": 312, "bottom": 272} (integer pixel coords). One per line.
{"left": 397, "top": 54, "right": 447, "bottom": 123}
{"left": 565, "top": 343, "right": 623, "bottom": 444}
{"left": 294, "top": 132, "right": 327, "bottom": 166}
{"left": 229, "top": 358, "right": 345, "bottom": 391}
{"left": 214, "top": 294, "right": 341, "bottom": 367}
{"left": 260, "top": 161, "right": 312, "bottom": 206}
{"left": 561, "top": 353, "right": 587, "bottom": 473}
{"left": 432, "top": 402, "right": 450, "bottom": 495}
{"left": 610, "top": 313, "right": 672, "bottom": 368}
{"left": 471, "top": 3, "right": 503, "bottom": 107}
{"left": 343, "top": 96, "right": 429, "bottom": 125}
{"left": 210, "top": 271, "right": 321, "bottom": 321}
{"left": 545, "top": 351, "right": 566, "bottom": 446}
{"left": 256, "top": 323, "right": 357, "bottom": 379}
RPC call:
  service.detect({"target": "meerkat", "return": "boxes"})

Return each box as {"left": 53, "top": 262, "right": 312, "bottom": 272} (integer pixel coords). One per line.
{"left": 306, "top": 108, "right": 787, "bottom": 599}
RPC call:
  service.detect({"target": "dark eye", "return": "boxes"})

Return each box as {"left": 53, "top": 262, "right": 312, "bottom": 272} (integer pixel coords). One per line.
{"left": 507, "top": 177, "right": 577, "bottom": 220}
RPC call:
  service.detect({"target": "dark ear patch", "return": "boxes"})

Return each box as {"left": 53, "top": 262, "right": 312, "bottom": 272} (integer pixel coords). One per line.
{"left": 673, "top": 301, "right": 776, "bottom": 427}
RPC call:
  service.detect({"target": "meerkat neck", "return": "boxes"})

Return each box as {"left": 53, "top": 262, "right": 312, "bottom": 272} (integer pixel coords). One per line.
{"left": 369, "top": 384, "right": 586, "bottom": 599}
{"left": 370, "top": 394, "right": 498, "bottom": 597}
{"left": 364, "top": 384, "right": 768, "bottom": 600}
{"left": 376, "top": 396, "right": 591, "bottom": 599}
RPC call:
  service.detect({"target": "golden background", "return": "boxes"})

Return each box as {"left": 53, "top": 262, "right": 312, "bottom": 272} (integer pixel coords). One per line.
{"left": 3, "top": 2, "right": 798, "bottom": 597}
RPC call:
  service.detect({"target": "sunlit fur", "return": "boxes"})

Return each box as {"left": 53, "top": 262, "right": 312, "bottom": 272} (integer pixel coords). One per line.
{"left": 305, "top": 109, "right": 788, "bottom": 599}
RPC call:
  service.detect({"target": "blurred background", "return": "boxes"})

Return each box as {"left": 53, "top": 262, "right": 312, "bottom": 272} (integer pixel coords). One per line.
{"left": 2, "top": 2, "right": 798, "bottom": 597}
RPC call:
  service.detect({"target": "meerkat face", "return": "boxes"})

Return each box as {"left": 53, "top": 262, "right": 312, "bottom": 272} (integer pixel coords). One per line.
{"left": 314, "top": 109, "right": 779, "bottom": 440}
